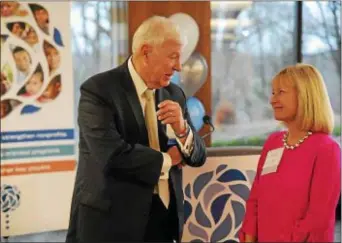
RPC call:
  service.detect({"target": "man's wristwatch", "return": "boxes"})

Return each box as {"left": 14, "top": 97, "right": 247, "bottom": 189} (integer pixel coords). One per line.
{"left": 175, "top": 120, "right": 190, "bottom": 139}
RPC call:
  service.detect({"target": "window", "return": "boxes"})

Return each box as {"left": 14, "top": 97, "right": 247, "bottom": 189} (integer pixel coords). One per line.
{"left": 302, "top": 1, "right": 341, "bottom": 128}
{"left": 70, "top": 1, "right": 129, "bottom": 141}
{"left": 211, "top": 1, "right": 341, "bottom": 146}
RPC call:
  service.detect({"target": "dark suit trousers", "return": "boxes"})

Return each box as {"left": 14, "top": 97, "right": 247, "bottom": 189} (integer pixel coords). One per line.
{"left": 144, "top": 182, "right": 179, "bottom": 242}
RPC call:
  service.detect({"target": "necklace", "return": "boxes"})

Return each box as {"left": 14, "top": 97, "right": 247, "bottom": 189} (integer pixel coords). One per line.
{"left": 283, "top": 131, "right": 312, "bottom": 150}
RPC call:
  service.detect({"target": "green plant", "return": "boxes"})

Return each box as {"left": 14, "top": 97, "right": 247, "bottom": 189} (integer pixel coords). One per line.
{"left": 333, "top": 125, "right": 341, "bottom": 137}
{"left": 212, "top": 135, "right": 267, "bottom": 147}
{"left": 212, "top": 125, "right": 341, "bottom": 148}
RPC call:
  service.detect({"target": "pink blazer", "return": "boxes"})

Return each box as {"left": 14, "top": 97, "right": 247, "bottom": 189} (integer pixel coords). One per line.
{"left": 239, "top": 131, "right": 341, "bottom": 242}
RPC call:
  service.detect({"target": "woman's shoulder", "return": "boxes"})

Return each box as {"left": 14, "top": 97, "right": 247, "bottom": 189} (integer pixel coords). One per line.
{"left": 310, "top": 132, "right": 341, "bottom": 151}
{"left": 264, "top": 130, "right": 286, "bottom": 147}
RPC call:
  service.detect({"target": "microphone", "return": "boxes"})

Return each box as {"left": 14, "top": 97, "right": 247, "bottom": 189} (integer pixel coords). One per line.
{"left": 201, "top": 115, "right": 215, "bottom": 139}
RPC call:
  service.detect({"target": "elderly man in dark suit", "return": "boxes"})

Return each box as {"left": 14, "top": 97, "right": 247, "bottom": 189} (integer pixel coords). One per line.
{"left": 66, "top": 15, "right": 207, "bottom": 243}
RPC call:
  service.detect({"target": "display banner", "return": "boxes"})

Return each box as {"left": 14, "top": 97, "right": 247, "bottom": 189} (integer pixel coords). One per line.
{"left": 182, "top": 155, "right": 259, "bottom": 242}
{"left": 1, "top": 1, "right": 76, "bottom": 237}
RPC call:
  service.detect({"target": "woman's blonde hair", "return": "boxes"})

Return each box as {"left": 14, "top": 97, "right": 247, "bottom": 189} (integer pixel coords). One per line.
{"left": 272, "top": 63, "right": 334, "bottom": 134}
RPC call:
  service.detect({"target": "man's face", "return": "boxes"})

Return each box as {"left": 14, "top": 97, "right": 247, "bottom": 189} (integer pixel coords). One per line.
{"left": 144, "top": 39, "right": 182, "bottom": 89}
{"left": 13, "top": 50, "right": 31, "bottom": 72}
{"left": 25, "top": 73, "right": 43, "bottom": 95}
{"left": 46, "top": 47, "right": 60, "bottom": 71}
{"left": 34, "top": 9, "right": 48, "bottom": 28}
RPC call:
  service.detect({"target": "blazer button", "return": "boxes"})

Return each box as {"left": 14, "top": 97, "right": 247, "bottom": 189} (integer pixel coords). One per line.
{"left": 161, "top": 172, "right": 165, "bottom": 176}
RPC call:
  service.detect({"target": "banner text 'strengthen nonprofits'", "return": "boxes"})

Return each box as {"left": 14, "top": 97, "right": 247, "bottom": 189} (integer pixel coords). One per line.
{"left": 1, "top": 129, "right": 74, "bottom": 143}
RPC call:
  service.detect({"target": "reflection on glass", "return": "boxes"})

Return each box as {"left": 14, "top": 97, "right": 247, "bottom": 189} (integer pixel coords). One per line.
{"left": 302, "top": 1, "right": 341, "bottom": 118}
{"left": 210, "top": 1, "right": 341, "bottom": 147}
{"left": 70, "top": 1, "right": 129, "bottom": 140}
{"left": 211, "top": 2, "right": 295, "bottom": 145}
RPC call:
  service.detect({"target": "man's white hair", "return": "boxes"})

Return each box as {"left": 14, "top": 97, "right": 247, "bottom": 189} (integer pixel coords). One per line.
{"left": 132, "top": 15, "right": 183, "bottom": 54}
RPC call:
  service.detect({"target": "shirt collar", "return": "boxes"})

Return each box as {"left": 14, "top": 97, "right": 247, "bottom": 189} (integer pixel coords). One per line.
{"left": 128, "top": 56, "right": 151, "bottom": 97}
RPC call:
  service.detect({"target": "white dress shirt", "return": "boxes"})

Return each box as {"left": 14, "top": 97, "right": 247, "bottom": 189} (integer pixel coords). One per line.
{"left": 127, "top": 57, "right": 194, "bottom": 180}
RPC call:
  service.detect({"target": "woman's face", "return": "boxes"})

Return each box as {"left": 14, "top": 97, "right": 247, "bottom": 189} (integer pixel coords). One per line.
{"left": 11, "top": 23, "right": 24, "bottom": 37}
{"left": 270, "top": 79, "right": 298, "bottom": 123}
{"left": 25, "top": 73, "right": 43, "bottom": 95}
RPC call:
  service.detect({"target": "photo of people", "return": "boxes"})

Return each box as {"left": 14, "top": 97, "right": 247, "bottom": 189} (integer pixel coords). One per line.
{"left": 17, "top": 65, "right": 44, "bottom": 97}
{"left": 7, "top": 22, "right": 26, "bottom": 38}
{"left": 1, "top": 35, "right": 9, "bottom": 49}
{"left": 1, "top": 2, "right": 66, "bottom": 121}
{"left": 0, "top": 1, "right": 28, "bottom": 17}
{"left": 1, "top": 64, "right": 14, "bottom": 97}
{"left": 43, "top": 41, "right": 60, "bottom": 75}
{"left": 0, "top": 100, "right": 12, "bottom": 119}
{"left": 7, "top": 23, "right": 40, "bottom": 52}
{"left": 29, "top": 4, "right": 49, "bottom": 35}
{"left": 0, "top": 99, "right": 21, "bottom": 120}
{"left": 12, "top": 46, "right": 32, "bottom": 85}
{"left": 37, "top": 74, "right": 61, "bottom": 103}
{"left": 24, "top": 27, "right": 39, "bottom": 52}
{"left": 1, "top": 73, "right": 10, "bottom": 96}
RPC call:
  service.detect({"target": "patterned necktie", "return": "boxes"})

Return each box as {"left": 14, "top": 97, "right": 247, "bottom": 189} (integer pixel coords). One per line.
{"left": 144, "top": 89, "right": 170, "bottom": 208}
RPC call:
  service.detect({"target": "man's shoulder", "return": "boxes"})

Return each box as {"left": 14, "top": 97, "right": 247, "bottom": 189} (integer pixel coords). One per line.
{"left": 82, "top": 62, "right": 128, "bottom": 90}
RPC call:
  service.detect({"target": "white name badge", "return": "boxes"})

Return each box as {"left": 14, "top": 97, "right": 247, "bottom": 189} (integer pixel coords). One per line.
{"left": 261, "top": 147, "right": 284, "bottom": 175}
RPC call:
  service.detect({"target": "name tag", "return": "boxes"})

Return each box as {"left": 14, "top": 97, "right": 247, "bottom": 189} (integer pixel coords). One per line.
{"left": 261, "top": 147, "right": 284, "bottom": 175}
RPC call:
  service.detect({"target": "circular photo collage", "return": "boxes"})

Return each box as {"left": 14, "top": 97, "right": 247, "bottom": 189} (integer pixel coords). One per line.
{"left": 1, "top": 1, "right": 63, "bottom": 119}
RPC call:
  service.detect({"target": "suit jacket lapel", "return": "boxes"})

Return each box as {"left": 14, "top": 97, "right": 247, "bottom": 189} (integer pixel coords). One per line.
{"left": 119, "top": 61, "right": 148, "bottom": 144}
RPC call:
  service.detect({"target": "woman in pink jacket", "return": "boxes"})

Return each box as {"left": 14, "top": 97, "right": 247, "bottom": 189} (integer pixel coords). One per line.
{"left": 239, "top": 64, "right": 341, "bottom": 242}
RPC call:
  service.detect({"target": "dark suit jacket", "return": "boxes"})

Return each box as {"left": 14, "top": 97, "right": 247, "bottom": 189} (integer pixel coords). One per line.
{"left": 66, "top": 60, "right": 207, "bottom": 242}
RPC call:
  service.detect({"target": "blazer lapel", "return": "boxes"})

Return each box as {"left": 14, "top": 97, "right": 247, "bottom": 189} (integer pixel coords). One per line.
{"left": 119, "top": 61, "right": 148, "bottom": 144}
